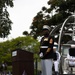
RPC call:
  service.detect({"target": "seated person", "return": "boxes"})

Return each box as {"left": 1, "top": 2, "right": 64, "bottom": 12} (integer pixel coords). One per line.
{"left": 53, "top": 46, "right": 61, "bottom": 75}
{"left": 64, "top": 45, "right": 75, "bottom": 74}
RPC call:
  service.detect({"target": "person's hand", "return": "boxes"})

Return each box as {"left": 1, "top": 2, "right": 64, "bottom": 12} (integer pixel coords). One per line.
{"left": 39, "top": 52, "right": 43, "bottom": 58}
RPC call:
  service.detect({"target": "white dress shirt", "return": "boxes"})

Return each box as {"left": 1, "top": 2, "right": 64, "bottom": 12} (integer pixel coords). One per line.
{"left": 66, "top": 53, "right": 75, "bottom": 66}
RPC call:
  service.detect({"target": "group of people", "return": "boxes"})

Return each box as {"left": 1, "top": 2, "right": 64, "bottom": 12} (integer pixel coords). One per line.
{"left": 39, "top": 25, "right": 61, "bottom": 75}
{"left": 39, "top": 25, "right": 75, "bottom": 75}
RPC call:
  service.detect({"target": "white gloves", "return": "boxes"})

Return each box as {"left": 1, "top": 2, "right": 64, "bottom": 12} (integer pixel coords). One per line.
{"left": 39, "top": 52, "right": 43, "bottom": 58}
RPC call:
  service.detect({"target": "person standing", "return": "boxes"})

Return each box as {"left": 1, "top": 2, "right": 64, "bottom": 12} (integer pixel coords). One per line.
{"left": 64, "top": 45, "right": 75, "bottom": 74}
{"left": 39, "top": 25, "right": 54, "bottom": 75}
{"left": 53, "top": 46, "right": 61, "bottom": 75}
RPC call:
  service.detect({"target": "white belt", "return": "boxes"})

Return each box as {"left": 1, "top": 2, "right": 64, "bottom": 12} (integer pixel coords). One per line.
{"left": 40, "top": 46, "right": 48, "bottom": 48}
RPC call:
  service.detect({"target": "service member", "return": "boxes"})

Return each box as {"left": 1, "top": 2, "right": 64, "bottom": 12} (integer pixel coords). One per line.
{"left": 39, "top": 25, "right": 54, "bottom": 75}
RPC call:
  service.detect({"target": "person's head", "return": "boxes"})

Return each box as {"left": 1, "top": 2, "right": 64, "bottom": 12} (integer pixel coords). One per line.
{"left": 42, "top": 25, "right": 50, "bottom": 37}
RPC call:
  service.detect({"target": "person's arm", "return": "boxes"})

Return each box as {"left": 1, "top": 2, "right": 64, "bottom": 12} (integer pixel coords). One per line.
{"left": 46, "top": 38, "right": 53, "bottom": 53}
{"left": 67, "top": 53, "right": 70, "bottom": 59}
{"left": 66, "top": 53, "right": 73, "bottom": 61}
{"left": 57, "top": 51, "right": 61, "bottom": 61}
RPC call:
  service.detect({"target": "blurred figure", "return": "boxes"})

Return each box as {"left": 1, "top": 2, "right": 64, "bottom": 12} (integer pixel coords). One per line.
{"left": 0, "top": 62, "right": 7, "bottom": 75}
{"left": 53, "top": 46, "right": 61, "bottom": 75}
{"left": 0, "top": 64, "right": 3, "bottom": 75}
{"left": 64, "top": 45, "right": 75, "bottom": 74}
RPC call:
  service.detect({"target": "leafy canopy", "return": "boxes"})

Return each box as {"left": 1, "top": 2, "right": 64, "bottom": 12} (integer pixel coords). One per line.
{"left": 0, "top": 36, "right": 40, "bottom": 63}
{"left": 30, "top": 0, "right": 75, "bottom": 43}
{"left": 0, "top": 0, "right": 14, "bottom": 38}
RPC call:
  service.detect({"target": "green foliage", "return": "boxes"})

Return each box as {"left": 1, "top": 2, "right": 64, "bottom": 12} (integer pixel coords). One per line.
{"left": 0, "top": 0, "right": 14, "bottom": 38}
{"left": 0, "top": 36, "right": 40, "bottom": 63}
{"left": 23, "top": 31, "right": 29, "bottom": 36}
{"left": 30, "top": 0, "right": 75, "bottom": 43}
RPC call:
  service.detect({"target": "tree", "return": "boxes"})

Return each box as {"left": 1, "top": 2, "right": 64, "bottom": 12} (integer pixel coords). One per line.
{"left": 0, "top": 0, "right": 14, "bottom": 38}
{"left": 23, "top": 31, "right": 29, "bottom": 36}
{"left": 30, "top": 0, "right": 75, "bottom": 43}
{"left": 0, "top": 36, "right": 40, "bottom": 63}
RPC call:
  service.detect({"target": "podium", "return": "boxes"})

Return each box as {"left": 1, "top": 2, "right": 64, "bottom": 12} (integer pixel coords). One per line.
{"left": 12, "top": 49, "right": 34, "bottom": 75}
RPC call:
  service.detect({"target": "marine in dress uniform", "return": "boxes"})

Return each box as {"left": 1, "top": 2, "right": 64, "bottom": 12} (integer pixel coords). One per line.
{"left": 39, "top": 25, "right": 54, "bottom": 75}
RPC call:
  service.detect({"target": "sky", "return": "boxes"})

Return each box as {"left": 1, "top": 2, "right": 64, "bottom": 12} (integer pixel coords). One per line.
{"left": 0, "top": 0, "right": 48, "bottom": 42}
